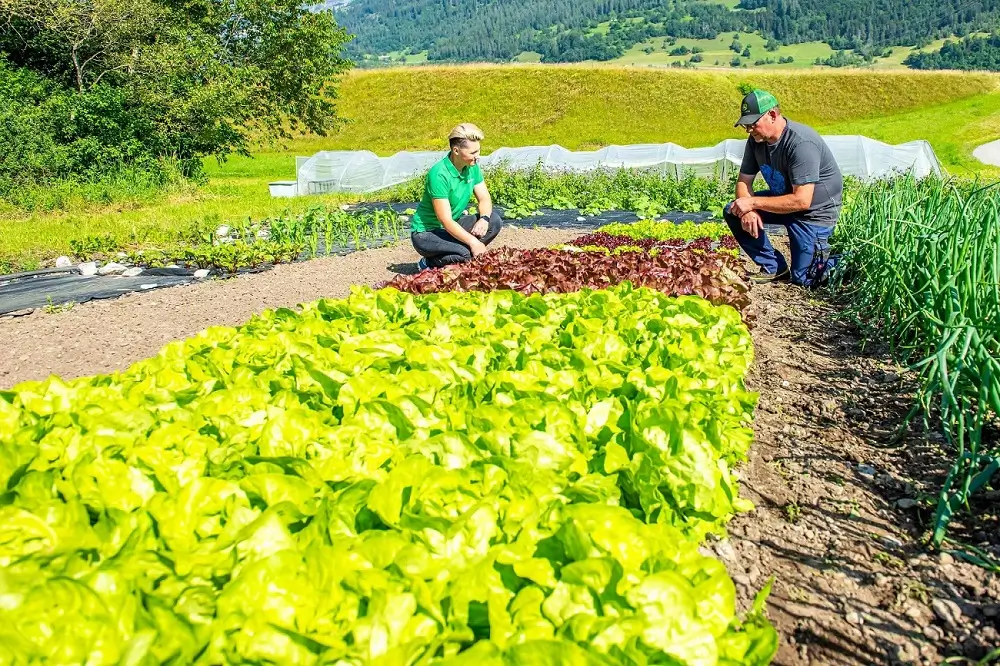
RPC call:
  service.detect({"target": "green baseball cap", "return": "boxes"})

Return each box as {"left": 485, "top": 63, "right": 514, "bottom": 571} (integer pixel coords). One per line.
{"left": 735, "top": 89, "right": 779, "bottom": 127}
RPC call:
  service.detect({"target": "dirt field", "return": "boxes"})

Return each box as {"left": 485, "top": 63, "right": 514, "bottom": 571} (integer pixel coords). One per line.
{"left": 1, "top": 229, "right": 997, "bottom": 665}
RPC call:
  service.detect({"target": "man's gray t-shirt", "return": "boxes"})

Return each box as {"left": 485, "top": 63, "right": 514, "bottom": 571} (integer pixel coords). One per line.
{"left": 739, "top": 119, "right": 843, "bottom": 227}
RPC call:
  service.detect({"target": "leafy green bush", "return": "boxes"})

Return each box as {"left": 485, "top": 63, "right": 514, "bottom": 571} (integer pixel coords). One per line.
{"left": 0, "top": 62, "right": 171, "bottom": 196}
{"left": 373, "top": 165, "right": 735, "bottom": 219}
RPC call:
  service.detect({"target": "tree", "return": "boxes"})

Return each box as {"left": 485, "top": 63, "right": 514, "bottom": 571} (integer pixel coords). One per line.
{"left": 0, "top": 0, "right": 162, "bottom": 92}
{"left": 0, "top": 0, "right": 353, "bottom": 173}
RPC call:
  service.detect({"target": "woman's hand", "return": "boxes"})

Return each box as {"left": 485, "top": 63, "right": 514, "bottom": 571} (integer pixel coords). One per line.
{"left": 471, "top": 217, "right": 489, "bottom": 237}
{"left": 469, "top": 239, "right": 487, "bottom": 257}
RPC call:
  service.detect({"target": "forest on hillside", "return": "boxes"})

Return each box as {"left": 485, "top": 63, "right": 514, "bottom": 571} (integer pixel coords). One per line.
{"left": 904, "top": 33, "right": 1000, "bottom": 70}
{"left": 336, "top": 0, "right": 1000, "bottom": 67}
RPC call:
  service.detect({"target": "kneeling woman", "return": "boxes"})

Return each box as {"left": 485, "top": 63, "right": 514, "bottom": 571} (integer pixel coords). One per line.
{"left": 410, "top": 123, "right": 503, "bottom": 269}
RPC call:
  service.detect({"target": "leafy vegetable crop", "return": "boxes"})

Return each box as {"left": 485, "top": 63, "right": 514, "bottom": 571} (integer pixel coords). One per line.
{"left": 567, "top": 232, "right": 740, "bottom": 253}
{"left": 596, "top": 221, "right": 733, "bottom": 242}
{"left": 0, "top": 285, "right": 775, "bottom": 665}
{"left": 381, "top": 248, "right": 752, "bottom": 321}
{"left": 373, "top": 166, "right": 736, "bottom": 221}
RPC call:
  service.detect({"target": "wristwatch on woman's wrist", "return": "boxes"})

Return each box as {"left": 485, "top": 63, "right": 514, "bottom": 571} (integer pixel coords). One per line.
{"left": 478, "top": 214, "right": 489, "bottom": 222}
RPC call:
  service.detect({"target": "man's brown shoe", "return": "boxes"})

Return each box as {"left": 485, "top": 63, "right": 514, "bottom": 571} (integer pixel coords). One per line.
{"left": 748, "top": 267, "right": 790, "bottom": 284}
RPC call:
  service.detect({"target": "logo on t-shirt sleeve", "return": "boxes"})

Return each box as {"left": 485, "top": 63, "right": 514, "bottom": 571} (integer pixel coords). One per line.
{"left": 760, "top": 165, "right": 788, "bottom": 195}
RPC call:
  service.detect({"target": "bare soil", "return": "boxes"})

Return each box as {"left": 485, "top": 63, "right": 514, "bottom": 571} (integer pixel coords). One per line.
{"left": 0, "top": 228, "right": 581, "bottom": 385}
{"left": 1, "top": 229, "right": 997, "bottom": 665}
{"left": 723, "top": 277, "right": 1000, "bottom": 665}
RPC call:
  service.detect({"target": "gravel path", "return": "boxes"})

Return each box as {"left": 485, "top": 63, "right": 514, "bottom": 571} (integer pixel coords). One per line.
{"left": 973, "top": 139, "right": 1000, "bottom": 166}
{"left": 0, "top": 228, "right": 580, "bottom": 388}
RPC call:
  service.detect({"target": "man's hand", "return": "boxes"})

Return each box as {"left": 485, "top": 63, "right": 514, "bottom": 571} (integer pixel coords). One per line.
{"left": 470, "top": 239, "right": 487, "bottom": 258}
{"left": 471, "top": 218, "right": 489, "bottom": 238}
{"left": 730, "top": 196, "right": 755, "bottom": 218}
{"left": 741, "top": 211, "right": 764, "bottom": 239}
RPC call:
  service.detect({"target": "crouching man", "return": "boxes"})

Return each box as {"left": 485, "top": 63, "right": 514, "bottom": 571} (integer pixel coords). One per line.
{"left": 726, "top": 89, "right": 843, "bottom": 286}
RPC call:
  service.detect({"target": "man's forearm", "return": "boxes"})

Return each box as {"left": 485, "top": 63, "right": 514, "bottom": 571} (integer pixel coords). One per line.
{"left": 735, "top": 181, "right": 753, "bottom": 200}
{"left": 750, "top": 193, "right": 809, "bottom": 215}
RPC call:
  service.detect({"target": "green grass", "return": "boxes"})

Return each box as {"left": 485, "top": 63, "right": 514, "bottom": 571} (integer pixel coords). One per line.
{"left": 283, "top": 67, "right": 1000, "bottom": 152}
{"left": 610, "top": 33, "right": 837, "bottom": 69}
{"left": 819, "top": 93, "right": 1000, "bottom": 175}
{"left": 365, "top": 49, "right": 429, "bottom": 66}
{"left": 3, "top": 66, "right": 1000, "bottom": 271}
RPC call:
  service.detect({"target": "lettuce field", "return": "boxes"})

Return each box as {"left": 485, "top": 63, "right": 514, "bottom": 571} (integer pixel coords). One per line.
{"left": 0, "top": 220, "right": 782, "bottom": 665}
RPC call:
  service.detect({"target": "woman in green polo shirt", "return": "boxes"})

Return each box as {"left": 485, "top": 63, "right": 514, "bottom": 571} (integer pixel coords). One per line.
{"left": 410, "top": 123, "right": 504, "bottom": 269}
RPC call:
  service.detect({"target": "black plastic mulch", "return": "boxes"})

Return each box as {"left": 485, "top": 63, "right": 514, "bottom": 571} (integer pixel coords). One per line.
{"left": 1, "top": 206, "right": 748, "bottom": 315}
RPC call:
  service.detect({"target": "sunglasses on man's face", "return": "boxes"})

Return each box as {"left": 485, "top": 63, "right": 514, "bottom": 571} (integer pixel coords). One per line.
{"left": 741, "top": 113, "right": 771, "bottom": 131}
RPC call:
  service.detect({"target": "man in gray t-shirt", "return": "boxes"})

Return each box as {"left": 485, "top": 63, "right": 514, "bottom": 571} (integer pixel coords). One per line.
{"left": 724, "top": 89, "right": 843, "bottom": 286}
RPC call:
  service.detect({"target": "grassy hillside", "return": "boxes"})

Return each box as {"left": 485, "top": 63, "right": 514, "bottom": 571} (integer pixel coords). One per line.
{"left": 271, "top": 66, "right": 1000, "bottom": 162}
{"left": 4, "top": 66, "right": 1000, "bottom": 270}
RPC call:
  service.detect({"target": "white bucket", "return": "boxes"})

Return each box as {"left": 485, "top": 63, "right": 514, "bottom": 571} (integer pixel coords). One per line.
{"left": 269, "top": 180, "right": 298, "bottom": 198}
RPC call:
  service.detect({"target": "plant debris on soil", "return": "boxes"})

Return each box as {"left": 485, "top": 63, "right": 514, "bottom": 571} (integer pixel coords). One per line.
{"left": 0, "top": 229, "right": 996, "bottom": 666}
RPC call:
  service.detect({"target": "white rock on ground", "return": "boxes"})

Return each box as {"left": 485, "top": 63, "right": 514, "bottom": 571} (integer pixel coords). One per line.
{"left": 55, "top": 256, "right": 73, "bottom": 268}
{"left": 881, "top": 535, "right": 903, "bottom": 549}
{"left": 931, "top": 599, "right": 963, "bottom": 629}
{"left": 194, "top": 269, "right": 211, "bottom": 279}
{"left": 216, "top": 225, "right": 231, "bottom": 238}
{"left": 78, "top": 262, "right": 99, "bottom": 276}
{"left": 714, "top": 540, "right": 737, "bottom": 563}
{"left": 98, "top": 262, "right": 127, "bottom": 276}
{"left": 122, "top": 267, "right": 144, "bottom": 277}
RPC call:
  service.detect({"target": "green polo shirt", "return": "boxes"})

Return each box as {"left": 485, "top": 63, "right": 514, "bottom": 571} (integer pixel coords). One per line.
{"left": 410, "top": 156, "right": 484, "bottom": 233}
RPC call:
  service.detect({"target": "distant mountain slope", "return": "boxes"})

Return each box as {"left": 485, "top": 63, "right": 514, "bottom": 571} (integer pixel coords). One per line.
{"left": 333, "top": 0, "right": 1000, "bottom": 64}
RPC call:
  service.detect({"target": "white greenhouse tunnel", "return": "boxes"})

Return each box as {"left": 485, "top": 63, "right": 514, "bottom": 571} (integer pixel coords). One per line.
{"left": 269, "top": 136, "right": 944, "bottom": 198}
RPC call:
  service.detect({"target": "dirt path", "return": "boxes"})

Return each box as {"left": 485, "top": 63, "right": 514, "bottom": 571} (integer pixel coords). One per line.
{"left": 725, "top": 282, "right": 999, "bottom": 665}
{"left": 1, "top": 229, "right": 997, "bottom": 664}
{"left": 0, "top": 228, "right": 580, "bottom": 387}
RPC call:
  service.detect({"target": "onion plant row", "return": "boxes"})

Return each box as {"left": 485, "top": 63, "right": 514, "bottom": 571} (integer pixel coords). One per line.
{"left": 833, "top": 176, "right": 999, "bottom": 555}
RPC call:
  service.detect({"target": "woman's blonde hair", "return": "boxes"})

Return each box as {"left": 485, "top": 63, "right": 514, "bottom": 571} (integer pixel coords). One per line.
{"left": 448, "top": 123, "right": 484, "bottom": 149}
